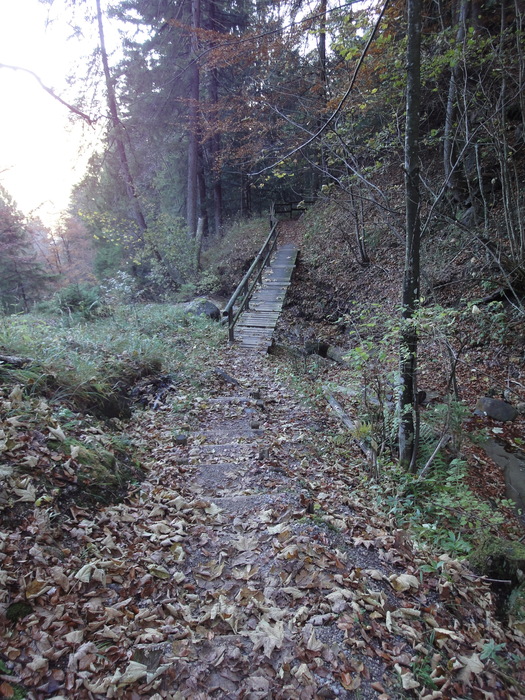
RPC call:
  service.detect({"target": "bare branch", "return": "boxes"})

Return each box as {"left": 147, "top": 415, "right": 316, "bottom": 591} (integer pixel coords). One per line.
{"left": 249, "top": 0, "right": 390, "bottom": 176}
{"left": 0, "top": 62, "right": 95, "bottom": 126}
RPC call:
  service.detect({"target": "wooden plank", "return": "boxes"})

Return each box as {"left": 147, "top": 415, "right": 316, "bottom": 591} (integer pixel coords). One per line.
{"left": 235, "top": 243, "right": 298, "bottom": 351}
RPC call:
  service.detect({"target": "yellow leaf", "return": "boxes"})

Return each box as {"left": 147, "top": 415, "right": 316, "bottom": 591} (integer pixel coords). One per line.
{"left": 25, "top": 579, "right": 51, "bottom": 599}
{"left": 148, "top": 564, "right": 170, "bottom": 579}
{"left": 388, "top": 573, "right": 419, "bottom": 592}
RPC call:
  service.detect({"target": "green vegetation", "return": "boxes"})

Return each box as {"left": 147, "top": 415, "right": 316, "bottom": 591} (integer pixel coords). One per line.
{"left": 274, "top": 290, "right": 522, "bottom": 561}
{"left": 0, "top": 303, "right": 225, "bottom": 516}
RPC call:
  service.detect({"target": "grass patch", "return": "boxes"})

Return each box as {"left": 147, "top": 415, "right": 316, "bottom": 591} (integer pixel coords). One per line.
{"left": 0, "top": 303, "right": 224, "bottom": 413}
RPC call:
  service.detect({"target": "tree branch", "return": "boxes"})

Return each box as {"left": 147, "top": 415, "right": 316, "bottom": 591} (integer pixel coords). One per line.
{"left": 249, "top": 0, "right": 390, "bottom": 176}
{"left": 0, "top": 63, "right": 95, "bottom": 126}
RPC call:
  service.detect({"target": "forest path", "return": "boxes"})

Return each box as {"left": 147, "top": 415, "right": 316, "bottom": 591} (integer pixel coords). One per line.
{"left": 2, "top": 347, "right": 521, "bottom": 698}
{"left": 120, "top": 348, "right": 396, "bottom": 698}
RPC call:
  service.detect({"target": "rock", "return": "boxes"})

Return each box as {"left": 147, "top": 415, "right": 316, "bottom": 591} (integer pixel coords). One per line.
{"left": 305, "top": 340, "right": 330, "bottom": 357}
{"left": 474, "top": 397, "right": 518, "bottom": 422}
{"left": 304, "top": 342, "right": 348, "bottom": 365}
{"left": 185, "top": 298, "right": 220, "bottom": 321}
{"left": 174, "top": 434, "right": 188, "bottom": 446}
{"left": 326, "top": 345, "right": 347, "bottom": 364}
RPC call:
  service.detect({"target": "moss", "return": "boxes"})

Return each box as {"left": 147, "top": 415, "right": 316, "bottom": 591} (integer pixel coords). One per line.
{"left": 6, "top": 602, "right": 33, "bottom": 623}
{"left": 508, "top": 583, "right": 525, "bottom": 633}
{"left": 469, "top": 537, "right": 525, "bottom": 582}
{"left": 58, "top": 439, "right": 141, "bottom": 506}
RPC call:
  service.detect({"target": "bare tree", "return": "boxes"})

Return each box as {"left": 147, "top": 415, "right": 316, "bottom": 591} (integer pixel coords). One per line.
{"left": 398, "top": 0, "right": 422, "bottom": 470}
{"left": 187, "top": 0, "right": 201, "bottom": 237}
{"left": 95, "top": 0, "right": 147, "bottom": 235}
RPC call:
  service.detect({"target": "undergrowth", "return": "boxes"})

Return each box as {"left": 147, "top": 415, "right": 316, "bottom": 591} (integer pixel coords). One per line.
{"left": 272, "top": 305, "right": 523, "bottom": 561}
{"left": 0, "top": 303, "right": 224, "bottom": 409}
{"left": 202, "top": 216, "right": 269, "bottom": 295}
{"left": 0, "top": 303, "right": 225, "bottom": 519}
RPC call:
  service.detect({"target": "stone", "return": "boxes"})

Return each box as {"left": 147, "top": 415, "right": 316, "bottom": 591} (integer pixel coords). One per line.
{"left": 174, "top": 434, "right": 188, "bottom": 446}
{"left": 474, "top": 397, "right": 518, "bottom": 422}
{"left": 258, "top": 447, "right": 270, "bottom": 460}
{"left": 185, "top": 298, "right": 221, "bottom": 321}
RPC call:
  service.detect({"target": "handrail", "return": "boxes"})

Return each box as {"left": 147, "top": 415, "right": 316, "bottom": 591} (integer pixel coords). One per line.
{"left": 223, "top": 214, "right": 279, "bottom": 341}
{"left": 274, "top": 199, "right": 315, "bottom": 219}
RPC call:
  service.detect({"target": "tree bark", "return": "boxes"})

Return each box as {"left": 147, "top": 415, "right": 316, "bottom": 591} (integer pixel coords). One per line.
{"left": 443, "top": 0, "right": 468, "bottom": 189}
{"left": 208, "top": 0, "right": 223, "bottom": 236}
{"left": 312, "top": 0, "right": 328, "bottom": 194}
{"left": 398, "top": 0, "right": 422, "bottom": 470}
{"left": 187, "top": 0, "right": 201, "bottom": 238}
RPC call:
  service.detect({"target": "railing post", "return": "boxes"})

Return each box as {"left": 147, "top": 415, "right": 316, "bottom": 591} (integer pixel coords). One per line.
{"left": 224, "top": 308, "right": 234, "bottom": 342}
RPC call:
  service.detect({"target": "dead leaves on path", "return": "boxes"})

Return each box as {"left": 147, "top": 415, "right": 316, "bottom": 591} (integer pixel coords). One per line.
{"left": 1, "top": 357, "right": 525, "bottom": 698}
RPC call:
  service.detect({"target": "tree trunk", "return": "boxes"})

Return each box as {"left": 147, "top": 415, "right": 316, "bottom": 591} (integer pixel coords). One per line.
{"left": 208, "top": 0, "right": 223, "bottom": 236}
{"left": 443, "top": 0, "right": 468, "bottom": 189}
{"left": 312, "top": 0, "right": 327, "bottom": 194}
{"left": 95, "top": 0, "right": 147, "bottom": 235}
{"left": 187, "top": 0, "right": 201, "bottom": 238}
{"left": 198, "top": 144, "right": 208, "bottom": 235}
{"left": 398, "top": 0, "right": 422, "bottom": 470}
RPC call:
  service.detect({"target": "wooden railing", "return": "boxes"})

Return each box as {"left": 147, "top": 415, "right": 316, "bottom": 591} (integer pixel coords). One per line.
{"left": 274, "top": 199, "right": 314, "bottom": 219}
{"left": 223, "top": 214, "right": 279, "bottom": 341}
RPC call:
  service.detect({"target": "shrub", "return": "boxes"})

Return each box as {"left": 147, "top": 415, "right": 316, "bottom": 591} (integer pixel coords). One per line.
{"left": 54, "top": 284, "right": 105, "bottom": 319}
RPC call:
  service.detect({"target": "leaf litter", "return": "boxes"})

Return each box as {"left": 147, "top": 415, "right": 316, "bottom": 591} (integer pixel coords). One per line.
{"left": 1, "top": 347, "right": 525, "bottom": 698}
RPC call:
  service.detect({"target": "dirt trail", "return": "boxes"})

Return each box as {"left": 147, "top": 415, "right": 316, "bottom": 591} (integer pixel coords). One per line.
{"left": 2, "top": 347, "right": 524, "bottom": 698}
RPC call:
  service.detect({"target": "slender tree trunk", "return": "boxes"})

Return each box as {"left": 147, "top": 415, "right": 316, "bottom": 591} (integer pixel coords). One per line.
{"left": 187, "top": 0, "right": 201, "bottom": 238}
{"left": 398, "top": 0, "right": 422, "bottom": 470}
{"left": 313, "top": 0, "right": 328, "bottom": 194}
{"left": 443, "top": 0, "right": 468, "bottom": 188}
{"left": 210, "top": 67, "right": 223, "bottom": 236}
{"left": 208, "top": 0, "right": 223, "bottom": 236}
{"left": 95, "top": 0, "right": 147, "bottom": 234}
{"left": 198, "top": 144, "right": 208, "bottom": 235}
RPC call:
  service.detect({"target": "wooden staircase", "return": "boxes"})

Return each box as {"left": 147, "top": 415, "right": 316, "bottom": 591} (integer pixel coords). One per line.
{"left": 234, "top": 244, "right": 298, "bottom": 351}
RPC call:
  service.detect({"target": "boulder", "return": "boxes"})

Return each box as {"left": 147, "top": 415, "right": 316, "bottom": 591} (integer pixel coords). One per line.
{"left": 304, "top": 341, "right": 347, "bottom": 364}
{"left": 185, "top": 298, "right": 221, "bottom": 321}
{"left": 474, "top": 397, "right": 518, "bottom": 422}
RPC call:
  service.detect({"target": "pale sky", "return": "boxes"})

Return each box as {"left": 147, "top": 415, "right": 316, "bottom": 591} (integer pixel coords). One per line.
{"left": 0, "top": 0, "right": 102, "bottom": 226}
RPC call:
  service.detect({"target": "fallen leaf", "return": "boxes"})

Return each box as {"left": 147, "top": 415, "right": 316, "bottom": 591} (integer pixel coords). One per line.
{"left": 457, "top": 653, "right": 484, "bottom": 682}
{"left": 243, "top": 619, "right": 286, "bottom": 658}
{"left": 395, "top": 663, "right": 420, "bottom": 690}
{"left": 25, "top": 579, "right": 51, "bottom": 599}
{"left": 0, "top": 681, "right": 15, "bottom": 698}
{"left": 388, "top": 573, "right": 419, "bottom": 592}
{"left": 118, "top": 660, "right": 148, "bottom": 686}
{"left": 49, "top": 426, "right": 66, "bottom": 442}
